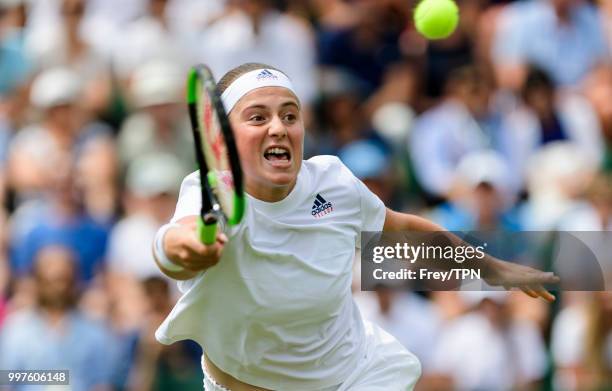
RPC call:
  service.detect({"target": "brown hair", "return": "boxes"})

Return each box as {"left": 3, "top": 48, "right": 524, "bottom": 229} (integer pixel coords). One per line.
{"left": 217, "top": 63, "right": 285, "bottom": 95}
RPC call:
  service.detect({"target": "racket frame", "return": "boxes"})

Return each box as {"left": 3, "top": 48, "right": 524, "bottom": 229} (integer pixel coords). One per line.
{"left": 187, "top": 65, "right": 245, "bottom": 244}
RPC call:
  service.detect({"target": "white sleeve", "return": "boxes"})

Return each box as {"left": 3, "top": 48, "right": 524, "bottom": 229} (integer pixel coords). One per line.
{"left": 355, "top": 177, "right": 386, "bottom": 232}
{"left": 337, "top": 161, "right": 386, "bottom": 249}
{"left": 151, "top": 172, "right": 201, "bottom": 276}
{"left": 171, "top": 171, "right": 201, "bottom": 223}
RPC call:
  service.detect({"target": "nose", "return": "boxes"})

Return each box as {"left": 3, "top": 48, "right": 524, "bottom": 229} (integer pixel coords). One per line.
{"left": 267, "top": 115, "right": 287, "bottom": 139}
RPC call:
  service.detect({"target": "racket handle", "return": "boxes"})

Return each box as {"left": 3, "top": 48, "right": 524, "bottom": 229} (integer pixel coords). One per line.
{"left": 198, "top": 214, "right": 218, "bottom": 245}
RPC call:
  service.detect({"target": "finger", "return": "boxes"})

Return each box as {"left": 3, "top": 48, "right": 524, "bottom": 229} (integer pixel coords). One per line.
{"left": 183, "top": 240, "right": 209, "bottom": 258}
{"left": 533, "top": 284, "right": 556, "bottom": 302}
{"left": 215, "top": 245, "right": 224, "bottom": 260}
{"left": 517, "top": 271, "right": 560, "bottom": 286}
{"left": 533, "top": 271, "right": 560, "bottom": 284}
{"left": 217, "top": 233, "right": 228, "bottom": 245}
{"left": 182, "top": 247, "right": 220, "bottom": 268}
{"left": 535, "top": 272, "right": 560, "bottom": 284}
{"left": 520, "top": 286, "right": 538, "bottom": 299}
{"left": 176, "top": 215, "right": 199, "bottom": 228}
{"left": 189, "top": 243, "right": 220, "bottom": 258}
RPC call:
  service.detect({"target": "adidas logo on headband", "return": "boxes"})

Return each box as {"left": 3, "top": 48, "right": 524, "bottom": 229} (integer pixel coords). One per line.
{"left": 221, "top": 68, "right": 296, "bottom": 113}
{"left": 256, "top": 69, "right": 278, "bottom": 81}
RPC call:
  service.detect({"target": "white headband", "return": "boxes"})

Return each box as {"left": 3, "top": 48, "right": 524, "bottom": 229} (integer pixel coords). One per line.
{"left": 221, "top": 68, "right": 297, "bottom": 113}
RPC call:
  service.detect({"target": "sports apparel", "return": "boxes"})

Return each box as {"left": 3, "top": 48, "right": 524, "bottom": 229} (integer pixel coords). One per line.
{"left": 202, "top": 361, "right": 231, "bottom": 391}
{"left": 220, "top": 68, "right": 297, "bottom": 113}
{"left": 155, "top": 155, "right": 420, "bottom": 389}
{"left": 337, "top": 320, "right": 421, "bottom": 390}
{"left": 153, "top": 223, "right": 184, "bottom": 272}
{"left": 200, "top": 321, "right": 421, "bottom": 391}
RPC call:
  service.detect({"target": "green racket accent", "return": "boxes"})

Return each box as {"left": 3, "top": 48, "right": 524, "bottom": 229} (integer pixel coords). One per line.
{"left": 228, "top": 194, "right": 245, "bottom": 226}
{"left": 198, "top": 216, "right": 217, "bottom": 245}
{"left": 187, "top": 64, "right": 245, "bottom": 245}
{"left": 187, "top": 69, "right": 198, "bottom": 104}
{"left": 207, "top": 171, "right": 218, "bottom": 188}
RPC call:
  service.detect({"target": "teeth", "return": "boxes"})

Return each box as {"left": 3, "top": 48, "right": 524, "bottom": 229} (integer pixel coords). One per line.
{"left": 266, "top": 147, "right": 288, "bottom": 155}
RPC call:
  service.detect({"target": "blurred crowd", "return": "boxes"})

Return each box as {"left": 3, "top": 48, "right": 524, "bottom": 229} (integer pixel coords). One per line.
{"left": 0, "top": 0, "right": 610, "bottom": 390}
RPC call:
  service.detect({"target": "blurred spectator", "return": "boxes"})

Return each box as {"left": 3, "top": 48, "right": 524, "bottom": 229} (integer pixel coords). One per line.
{"left": 74, "top": 133, "right": 119, "bottom": 224}
{"left": 0, "top": 109, "right": 8, "bottom": 207}
{"left": 129, "top": 277, "right": 203, "bottom": 390}
{"left": 111, "top": 0, "right": 191, "bottom": 81}
{"left": 8, "top": 153, "right": 109, "bottom": 282}
{"left": 317, "top": 0, "right": 407, "bottom": 95}
{"left": 107, "top": 153, "right": 182, "bottom": 280}
{"left": 338, "top": 139, "right": 401, "bottom": 209}
{"left": 492, "top": 0, "right": 608, "bottom": 90}
{"left": 501, "top": 66, "right": 604, "bottom": 180}
{"left": 0, "top": 245, "right": 114, "bottom": 391}
{"left": 551, "top": 173, "right": 612, "bottom": 291}
{"left": 519, "top": 141, "right": 599, "bottom": 230}
{"left": 552, "top": 292, "right": 612, "bottom": 390}
{"left": 600, "top": 0, "right": 612, "bottom": 55}
{"left": 0, "top": 0, "right": 32, "bottom": 97}
{"left": 80, "top": 0, "right": 147, "bottom": 58}
{"left": 557, "top": 173, "right": 612, "bottom": 231}
{"left": 420, "top": 0, "right": 484, "bottom": 99}
{"left": 199, "top": 0, "right": 317, "bottom": 105}
{"left": 163, "top": 0, "right": 226, "bottom": 38}
{"left": 7, "top": 67, "right": 111, "bottom": 202}
{"left": 6, "top": 67, "right": 112, "bottom": 281}
{"left": 428, "top": 150, "right": 521, "bottom": 231}
{"left": 409, "top": 66, "right": 520, "bottom": 199}
{"left": 311, "top": 68, "right": 390, "bottom": 156}
{"left": 0, "top": 218, "right": 8, "bottom": 326}
{"left": 28, "top": 0, "right": 113, "bottom": 118}
{"left": 428, "top": 291, "right": 547, "bottom": 390}
{"left": 583, "top": 66, "right": 612, "bottom": 172}
{"left": 118, "top": 59, "right": 194, "bottom": 175}
{"left": 364, "top": 62, "right": 417, "bottom": 149}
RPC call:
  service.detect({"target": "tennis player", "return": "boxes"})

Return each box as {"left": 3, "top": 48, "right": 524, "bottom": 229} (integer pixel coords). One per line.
{"left": 152, "top": 63, "right": 558, "bottom": 390}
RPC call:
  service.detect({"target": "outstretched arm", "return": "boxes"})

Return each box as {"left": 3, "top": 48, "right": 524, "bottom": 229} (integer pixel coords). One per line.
{"left": 383, "top": 209, "right": 560, "bottom": 302}
{"left": 152, "top": 216, "right": 227, "bottom": 280}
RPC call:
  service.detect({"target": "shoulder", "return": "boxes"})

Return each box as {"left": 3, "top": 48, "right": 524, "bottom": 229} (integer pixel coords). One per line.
{"left": 0, "top": 310, "right": 39, "bottom": 338}
{"left": 304, "top": 155, "right": 358, "bottom": 185}
{"left": 10, "top": 125, "right": 48, "bottom": 148}
{"left": 305, "top": 154, "right": 344, "bottom": 170}
{"left": 176, "top": 170, "right": 201, "bottom": 195}
{"left": 181, "top": 170, "right": 201, "bottom": 186}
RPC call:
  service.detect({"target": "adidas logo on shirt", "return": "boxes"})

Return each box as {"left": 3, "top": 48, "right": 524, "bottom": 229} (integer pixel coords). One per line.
{"left": 256, "top": 69, "right": 278, "bottom": 80}
{"left": 311, "top": 193, "right": 333, "bottom": 218}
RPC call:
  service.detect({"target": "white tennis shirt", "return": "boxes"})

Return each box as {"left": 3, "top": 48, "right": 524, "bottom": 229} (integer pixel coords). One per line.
{"left": 155, "top": 155, "right": 386, "bottom": 389}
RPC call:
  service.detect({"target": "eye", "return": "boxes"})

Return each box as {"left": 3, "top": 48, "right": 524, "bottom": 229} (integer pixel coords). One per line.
{"left": 249, "top": 114, "right": 265, "bottom": 123}
{"left": 283, "top": 112, "right": 297, "bottom": 123}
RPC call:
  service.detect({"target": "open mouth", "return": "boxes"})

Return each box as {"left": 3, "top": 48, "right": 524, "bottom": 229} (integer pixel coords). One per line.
{"left": 263, "top": 146, "right": 291, "bottom": 163}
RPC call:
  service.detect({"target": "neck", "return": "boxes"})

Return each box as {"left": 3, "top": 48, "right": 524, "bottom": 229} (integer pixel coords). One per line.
{"left": 246, "top": 179, "right": 296, "bottom": 202}
{"left": 41, "top": 306, "right": 70, "bottom": 328}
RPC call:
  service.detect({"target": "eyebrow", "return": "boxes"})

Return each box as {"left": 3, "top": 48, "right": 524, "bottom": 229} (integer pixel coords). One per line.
{"left": 243, "top": 101, "right": 300, "bottom": 111}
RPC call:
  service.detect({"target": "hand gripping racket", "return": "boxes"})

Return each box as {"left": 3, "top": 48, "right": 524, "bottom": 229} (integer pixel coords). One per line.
{"left": 187, "top": 64, "right": 245, "bottom": 244}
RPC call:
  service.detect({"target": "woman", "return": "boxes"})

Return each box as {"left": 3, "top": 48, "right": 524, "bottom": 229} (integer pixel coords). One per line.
{"left": 152, "top": 63, "right": 558, "bottom": 390}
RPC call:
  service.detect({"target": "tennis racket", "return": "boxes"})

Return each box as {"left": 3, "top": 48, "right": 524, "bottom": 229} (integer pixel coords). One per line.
{"left": 187, "top": 64, "right": 245, "bottom": 244}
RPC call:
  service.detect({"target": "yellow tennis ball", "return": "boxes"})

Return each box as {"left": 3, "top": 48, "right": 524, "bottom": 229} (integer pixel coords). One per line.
{"left": 414, "top": 0, "right": 459, "bottom": 40}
